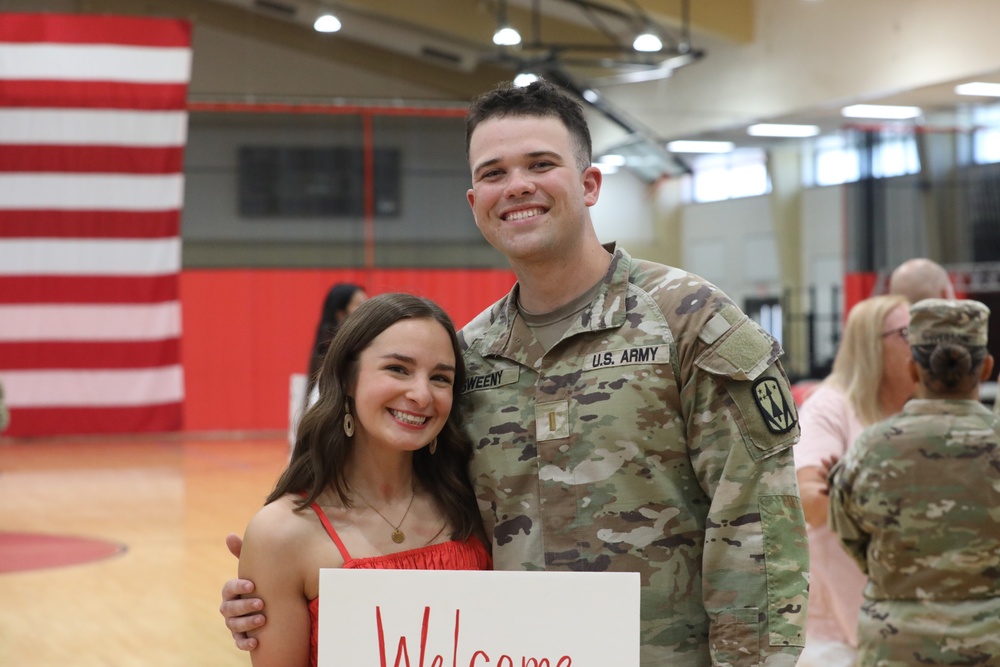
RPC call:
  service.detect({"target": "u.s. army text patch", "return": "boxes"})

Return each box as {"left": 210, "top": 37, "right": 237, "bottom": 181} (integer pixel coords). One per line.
{"left": 583, "top": 345, "right": 670, "bottom": 371}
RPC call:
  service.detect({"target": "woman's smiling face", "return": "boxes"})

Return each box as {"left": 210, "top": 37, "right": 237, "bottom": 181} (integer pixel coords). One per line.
{"left": 348, "top": 317, "right": 456, "bottom": 455}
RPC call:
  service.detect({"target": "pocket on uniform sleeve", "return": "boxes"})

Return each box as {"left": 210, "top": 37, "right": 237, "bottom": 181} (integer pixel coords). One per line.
{"left": 695, "top": 316, "right": 799, "bottom": 461}
{"left": 759, "top": 494, "right": 808, "bottom": 647}
{"left": 709, "top": 607, "right": 760, "bottom": 666}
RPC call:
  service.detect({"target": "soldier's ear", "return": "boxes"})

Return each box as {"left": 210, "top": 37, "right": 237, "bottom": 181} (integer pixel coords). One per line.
{"left": 907, "top": 358, "right": 920, "bottom": 384}
{"left": 981, "top": 355, "right": 994, "bottom": 382}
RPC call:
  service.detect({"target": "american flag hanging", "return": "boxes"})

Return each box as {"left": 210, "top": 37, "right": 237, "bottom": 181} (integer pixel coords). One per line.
{"left": 0, "top": 14, "right": 192, "bottom": 437}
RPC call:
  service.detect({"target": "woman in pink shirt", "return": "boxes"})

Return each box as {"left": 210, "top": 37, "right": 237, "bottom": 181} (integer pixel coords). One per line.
{"left": 794, "top": 294, "right": 914, "bottom": 667}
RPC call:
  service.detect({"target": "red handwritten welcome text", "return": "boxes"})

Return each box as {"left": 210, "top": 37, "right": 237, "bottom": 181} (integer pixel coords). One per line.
{"left": 375, "top": 606, "right": 572, "bottom": 667}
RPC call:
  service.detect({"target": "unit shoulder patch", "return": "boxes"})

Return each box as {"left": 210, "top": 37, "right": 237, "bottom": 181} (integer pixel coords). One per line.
{"left": 751, "top": 377, "right": 798, "bottom": 434}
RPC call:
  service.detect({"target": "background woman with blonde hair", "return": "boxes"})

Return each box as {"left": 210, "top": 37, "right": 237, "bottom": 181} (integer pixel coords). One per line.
{"left": 794, "top": 293, "right": 915, "bottom": 667}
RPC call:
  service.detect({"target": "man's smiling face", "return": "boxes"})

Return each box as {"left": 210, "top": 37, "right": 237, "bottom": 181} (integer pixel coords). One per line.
{"left": 466, "top": 114, "right": 600, "bottom": 264}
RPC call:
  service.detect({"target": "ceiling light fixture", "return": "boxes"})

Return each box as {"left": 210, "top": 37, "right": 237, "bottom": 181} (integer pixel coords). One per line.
{"left": 747, "top": 123, "right": 821, "bottom": 137}
{"left": 841, "top": 104, "right": 922, "bottom": 120}
{"left": 313, "top": 13, "right": 342, "bottom": 33}
{"left": 955, "top": 82, "right": 1000, "bottom": 97}
{"left": 632, "top": 31, "right": 663, "bottom": 53}
{"left": 513, "top": 72, "right": 539, "bottom": 87}
{"left": 666, "top": 140, "right": 734, "bottom": 154}
{"left": 487, "top": 0, "right": 703, "bottom": 89}
{"left": 493, "top": 26, "right": 522, "bottom": 46}
{"left": 493, "top": 0, "right": 521, "bottom": 46}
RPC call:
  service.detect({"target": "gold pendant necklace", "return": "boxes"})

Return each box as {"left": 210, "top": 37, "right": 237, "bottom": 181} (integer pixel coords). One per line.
{"left": 355, "top": 485, "right": 415, "bottom": 544}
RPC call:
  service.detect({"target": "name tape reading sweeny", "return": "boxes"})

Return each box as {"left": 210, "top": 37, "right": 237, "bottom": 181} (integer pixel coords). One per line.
{"left": 463, "top": 366, "right": 519, "bottom": 393}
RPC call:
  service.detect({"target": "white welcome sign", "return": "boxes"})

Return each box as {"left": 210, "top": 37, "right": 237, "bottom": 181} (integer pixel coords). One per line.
{"left": 318, "top": 569, "right": 640, "bottom": 667}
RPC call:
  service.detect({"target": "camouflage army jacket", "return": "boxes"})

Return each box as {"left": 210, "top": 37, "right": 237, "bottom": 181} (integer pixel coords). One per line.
{"left": 828, "top": 399, "right": 1000, "bottom": 665}
{"left": 457, "top": 245, "right": 808, "bottom": 667}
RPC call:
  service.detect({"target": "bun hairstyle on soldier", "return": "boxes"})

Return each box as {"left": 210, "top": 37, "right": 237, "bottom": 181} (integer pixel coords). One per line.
{"left": 909, "top": 298, "right": 991, "bottom": 395}
{"left": 913, "top": 345, "right": 988, "bottom": 393}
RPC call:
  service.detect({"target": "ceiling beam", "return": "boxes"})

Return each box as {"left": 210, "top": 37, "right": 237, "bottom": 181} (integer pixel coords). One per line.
{"left": 70, "top": 0, "right": 513, "bottom": 100}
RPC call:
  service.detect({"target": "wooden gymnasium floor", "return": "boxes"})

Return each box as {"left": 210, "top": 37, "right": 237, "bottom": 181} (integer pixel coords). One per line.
{"left": 0, "top": 431, "right": 291, "bottom": 667}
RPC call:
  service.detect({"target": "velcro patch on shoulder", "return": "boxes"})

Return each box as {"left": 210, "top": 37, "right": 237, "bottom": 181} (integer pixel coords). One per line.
{"left": 698, "top": 311, "right": 734, "bottom": 346}
{"left": 698, "top": 303, "right": 743, "bottom": 346}
{"left": 695, "top": 316, "right": 779, "bottom": 382}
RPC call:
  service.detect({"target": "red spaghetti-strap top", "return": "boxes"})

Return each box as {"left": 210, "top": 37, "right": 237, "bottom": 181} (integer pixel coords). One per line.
{"left": 306, "top": 502, "right": 491, "bottom": 667}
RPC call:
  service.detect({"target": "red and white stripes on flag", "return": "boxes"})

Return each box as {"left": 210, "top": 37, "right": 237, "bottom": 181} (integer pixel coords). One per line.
{"left": 0, "top": 14, "right": 191, "bottom": 437}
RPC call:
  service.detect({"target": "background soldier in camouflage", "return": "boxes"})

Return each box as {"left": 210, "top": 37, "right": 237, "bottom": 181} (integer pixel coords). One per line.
{"left": 828, "top": 298, "right": 1000, "bottom": 666}
{"left": 220, "top": 80, "right": 809, "bottom": 666}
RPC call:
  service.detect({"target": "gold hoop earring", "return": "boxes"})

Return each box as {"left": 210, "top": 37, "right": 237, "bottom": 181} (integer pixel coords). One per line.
{"left": 343, "top": 401, "right": 355, "bottom": 437}
{"left": 428, "top": 438, "right": 437, "bottom": 455}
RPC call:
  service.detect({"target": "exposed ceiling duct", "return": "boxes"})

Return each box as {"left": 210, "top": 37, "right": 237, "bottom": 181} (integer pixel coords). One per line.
{"left": 540, "top": 66, "right": 692, "bottom": 179}
{"left": 494, "top": 0, "right": 705, "bottom": 85}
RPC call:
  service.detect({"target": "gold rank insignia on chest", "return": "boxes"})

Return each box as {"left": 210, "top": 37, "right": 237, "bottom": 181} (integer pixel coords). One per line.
{"left": 535, "top": 399, "right": 570, "bottom": 441}
{"left": 751, "top": 377, "right": 798, "bottom": 434}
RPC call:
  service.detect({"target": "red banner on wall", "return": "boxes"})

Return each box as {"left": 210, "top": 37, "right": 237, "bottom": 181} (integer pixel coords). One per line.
{"left": 180, "top": 268, "right": 517, "bottom": 433}
{"left": 0, "top": 14, "right": 192, "bottom": 437}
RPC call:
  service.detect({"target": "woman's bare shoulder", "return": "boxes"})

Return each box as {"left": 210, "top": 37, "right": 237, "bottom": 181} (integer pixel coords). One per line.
{"left": 243, "top": 494, "right": 315, "bottom": 551}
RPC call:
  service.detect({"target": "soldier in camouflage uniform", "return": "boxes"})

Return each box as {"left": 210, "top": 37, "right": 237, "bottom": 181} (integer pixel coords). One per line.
{"left": 220, "top": 80, "right": 809, "bottom": 666}
{"left": 460, "top": 80, "right": 808, "bottom": 666}
{"left": 828, "top": 299, "right": 1000, "bottom": 666}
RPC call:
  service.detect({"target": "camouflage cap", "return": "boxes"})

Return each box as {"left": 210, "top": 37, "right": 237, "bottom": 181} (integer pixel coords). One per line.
{"left": 908, "top": 298, "right": 990, "bottom": 347}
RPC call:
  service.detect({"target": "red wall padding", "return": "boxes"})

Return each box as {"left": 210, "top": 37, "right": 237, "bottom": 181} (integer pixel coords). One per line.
{"left": 843, "top": 271, "right": 878, "bottom": 318}
{"left": 179, "top": 268, "right": 515, "bottom": 432}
